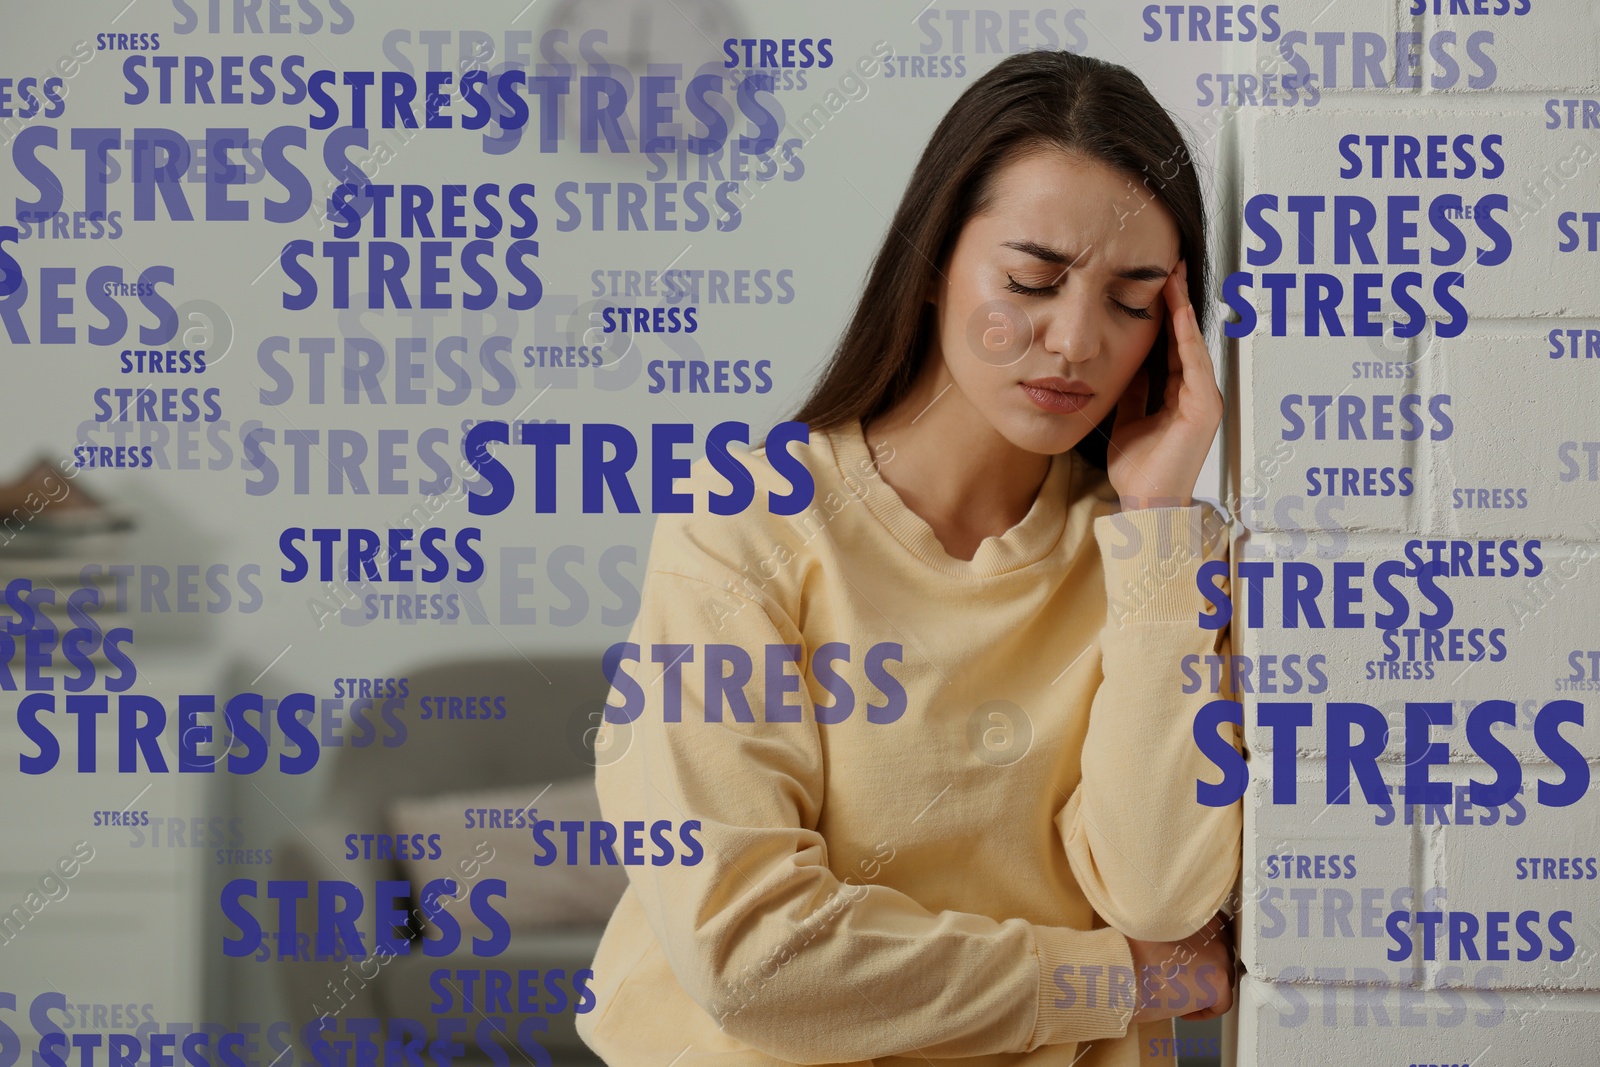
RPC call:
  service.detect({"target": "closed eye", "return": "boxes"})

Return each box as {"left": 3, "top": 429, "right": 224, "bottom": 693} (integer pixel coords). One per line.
{"left": 1005, "top": 275, "right": 1056, "bottom": 297}
{"left": 1007, "top": 271, "right": 1158, "bottom": 320}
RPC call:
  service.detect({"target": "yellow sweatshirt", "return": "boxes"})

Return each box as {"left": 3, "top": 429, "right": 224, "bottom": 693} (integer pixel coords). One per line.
{"left": 577, "top": 420, "right": 1240, "bottom": 1066}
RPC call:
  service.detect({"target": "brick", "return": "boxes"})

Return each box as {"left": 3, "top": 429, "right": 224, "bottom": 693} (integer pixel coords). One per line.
{"left": 1426, "top": 761, "right": 1600, "bottom": 989}
{"left": 1242, "top": 760, "right": 1421, "bottom": 977}
{"left": 1423, "top": 2, "right": 1600, "bottom": 93}
{"left": 1236, "top": 973, "right": 1600, "bottom": 1060}
{"left": 1237, "top": 107, "right": 1600, "bottom": 321}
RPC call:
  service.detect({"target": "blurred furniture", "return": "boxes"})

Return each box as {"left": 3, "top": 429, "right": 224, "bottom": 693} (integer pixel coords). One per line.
{"left": 271, "top": 655, "right": 614, "bottom": 1066}
{"left": 0, "top": 649, "right": 217, "bottom": 1017}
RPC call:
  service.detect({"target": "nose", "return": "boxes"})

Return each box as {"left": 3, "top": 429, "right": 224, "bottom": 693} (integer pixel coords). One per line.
{"left": 1037, "top": 283, "right": 1101, "bottom": 364}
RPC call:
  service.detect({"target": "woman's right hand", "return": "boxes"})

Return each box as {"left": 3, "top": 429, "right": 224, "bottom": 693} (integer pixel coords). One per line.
{"left": 1126, "top": 912, "right": 1236, "bottom": 1024}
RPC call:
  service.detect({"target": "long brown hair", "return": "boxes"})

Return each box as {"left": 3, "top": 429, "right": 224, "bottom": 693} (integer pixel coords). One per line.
{"left": 792, "top": 50, "right": 1209, "bottom": 468}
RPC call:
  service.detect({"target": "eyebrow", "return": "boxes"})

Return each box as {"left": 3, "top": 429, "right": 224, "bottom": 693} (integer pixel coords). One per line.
{"left": 1002, "top": 240, "right": 1170, "bottom": 282}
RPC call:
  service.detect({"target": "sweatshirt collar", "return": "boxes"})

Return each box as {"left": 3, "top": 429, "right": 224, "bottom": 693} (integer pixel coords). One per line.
{"left": 825, "top": 419, "right": 1076, "bottom": 579}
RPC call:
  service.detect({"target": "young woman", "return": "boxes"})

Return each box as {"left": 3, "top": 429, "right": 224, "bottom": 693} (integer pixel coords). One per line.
{"left": 578, "top": 50, "right": 1241, "bottom": 1066}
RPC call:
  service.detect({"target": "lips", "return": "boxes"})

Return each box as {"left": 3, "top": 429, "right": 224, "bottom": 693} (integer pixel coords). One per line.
{"left": 1020, "top": 377, "right": 1093, "bottom": 414}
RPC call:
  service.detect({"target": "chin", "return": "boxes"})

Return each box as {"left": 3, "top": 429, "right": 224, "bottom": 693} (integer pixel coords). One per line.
{"left": 994, "top": 414, "right": 1094, "bottom": 457}
{"left": 989, "top": 395, "right": 1110, "bottom": 455}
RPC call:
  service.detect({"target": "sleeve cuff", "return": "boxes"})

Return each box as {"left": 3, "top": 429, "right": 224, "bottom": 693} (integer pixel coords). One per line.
{"left": 1029, "top": 924, "right": 1137, "bottom": 1048}
{"left": 1094, "top": 505, "right": 1226, "bottom": 625}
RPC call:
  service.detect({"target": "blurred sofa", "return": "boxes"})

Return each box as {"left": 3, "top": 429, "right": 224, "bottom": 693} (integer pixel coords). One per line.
{"left": 271, "top": 654, "right": 616, "bottom": 1066}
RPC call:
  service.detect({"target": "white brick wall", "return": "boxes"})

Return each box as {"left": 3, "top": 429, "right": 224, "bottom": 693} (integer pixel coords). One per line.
{"left": 1235, "top": 974, "right": 1600, "bottom": 1064}
{"left": 1220, "top": 1, "right": 1600, "bottom": 1060}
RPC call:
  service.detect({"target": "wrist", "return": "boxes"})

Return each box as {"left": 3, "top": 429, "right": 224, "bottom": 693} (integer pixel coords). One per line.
{"left": 1117, "top": 495, "right": 1193, "bottom": 512}
{"left": 1125, "top": 938, "right": 1165, "bottom": 1023}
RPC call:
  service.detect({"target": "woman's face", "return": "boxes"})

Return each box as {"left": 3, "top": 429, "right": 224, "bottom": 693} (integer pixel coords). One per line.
{"left": 930, "top": 149, "right": 1181, "bottom": 455}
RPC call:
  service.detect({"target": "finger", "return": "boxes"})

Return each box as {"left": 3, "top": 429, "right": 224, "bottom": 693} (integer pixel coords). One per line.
{"left": 1170, "top": 261, "right": 1204, "bottom": 374}
{"left": 1168, "top": 263, "right": 1222, "bottom": 418}
{"left": 1163, "top": 265, "right": 1186, "bottom": 380}
{"left": 1171, "top": 257, "right": 1192, "bottom": 308}
{"left": 1159, "top": 264, "right": 1190, "bottom": 414}
{"left": 1169, "top": 261, "right": 1212, "bottom": 380}
{"left": 1115, "top": 367, "right": 1150, "bottom": 430}
{"left": 1180, "top": 1006, "right": 1222, "bottom": 1022}
{"left": 1184, "top": 989, "right": 1234, "bottom": 1022}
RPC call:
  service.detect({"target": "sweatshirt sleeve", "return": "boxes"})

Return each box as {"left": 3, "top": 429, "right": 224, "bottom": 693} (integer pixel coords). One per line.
{"left": 1056, "top": 504, "right": 1242, "bottom": 943}
{"left": 593, "top": 563, "right": 1141, "bottom": 1062}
